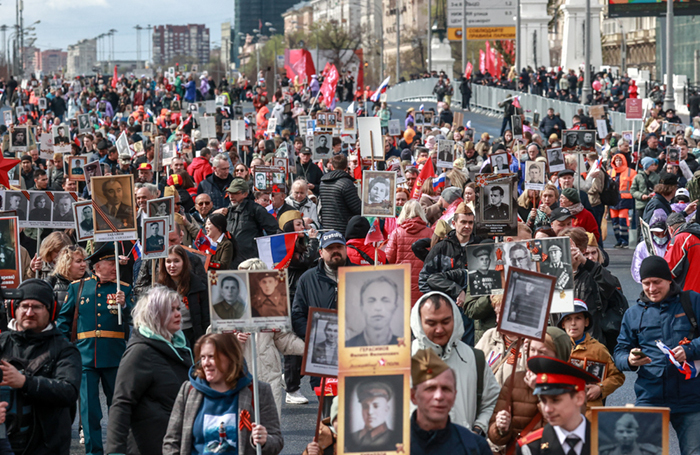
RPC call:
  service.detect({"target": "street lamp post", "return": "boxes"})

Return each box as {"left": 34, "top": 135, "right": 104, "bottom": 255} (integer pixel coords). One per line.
{"left": 580, "top": 0, "right": 592, "bottom": 102}
{"left": 663, "top": 0, "right": 675, "bottom": 111}
{"left": 427, "top": 0, "right": 432, "bottom": 72}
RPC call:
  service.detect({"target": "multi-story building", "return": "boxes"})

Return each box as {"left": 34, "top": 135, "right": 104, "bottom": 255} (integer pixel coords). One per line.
{"left": 221, "top": 22, "right": 233, "bottom": 69}
{"left": 283, "top": 1, "right": 314, "bottom": 36}
{"left": 67, "top": 38, "right": 97, "bottom": 77}
{"left": 382, "top": 0, "right": 429, "bottom": 78}
{"left": 601, "top": 15, "right": 656, "bottom": 76}
{"left": 35, "top": 49, "right": 68, "bottom": 74}
{"left": 152, "top": 24, "right": 210, "bottom": 66}
{"left": 233, "top": 0, "right": 298, "bottom": 64}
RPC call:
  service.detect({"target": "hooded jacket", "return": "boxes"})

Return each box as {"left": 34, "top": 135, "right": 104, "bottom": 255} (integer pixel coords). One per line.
{"left": 285, "top": 195, "right": 320, "bottom": 227}
{"left": 187, "top": 156, "right": 213, "bottom": 188}
{"left": 105, "top": 328, "right": 193, "bottom": 455}
{"left": 665, "top": 222, "right": 700, "bottom": 293}
{"left": 609, "top": 153, "right": 636, "bottom": 210}
{"left": 385, "top": 218, "right": 435, "bottom": 305}
{"left": 293, "top": 157, "right": 323, "bottom": 196}
{"left": 410, "top": 292, "right": 500, "bottom": 431}
{"left": 319, "top": 170, "right": 362, "bottom": 235}
{"left": 614, "top": 284, "right": 700, "bottom": 413}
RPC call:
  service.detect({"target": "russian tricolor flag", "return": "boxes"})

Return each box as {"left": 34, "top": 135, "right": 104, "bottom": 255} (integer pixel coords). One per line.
{"left": 370, "top": 77, "right": 390, "bottom": 103}
{"left": 256, "top": 233, "right": 297, "bottom": 270}
{"left": 656, "top": 340, "right": 700, "bottom": 380}
{"left": 433, "top": 172, "right": 446, "bottom": 190}
{"left": 132, "top": 241, "right": 142, "bottom": 260}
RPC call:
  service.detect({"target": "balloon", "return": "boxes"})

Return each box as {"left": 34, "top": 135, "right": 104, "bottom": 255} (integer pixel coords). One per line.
{"left": 592, "top": 80, "right": 602, "bottom": 91}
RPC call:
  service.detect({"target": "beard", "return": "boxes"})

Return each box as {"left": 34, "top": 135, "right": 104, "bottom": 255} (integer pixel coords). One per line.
{"left": 326, "top": 253, "right": 345, "bottom": 269}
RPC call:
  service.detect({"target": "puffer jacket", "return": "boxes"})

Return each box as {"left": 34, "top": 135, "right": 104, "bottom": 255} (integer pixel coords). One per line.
{"left": 614, "top": 285, "right": 700, "bottom": 413}
{"left": 630, "top": 170, "right": 660, "bottom": 211}
{"left": 346, "top": 238, "right": 387, "bottom": 266}
{"left": 318, "top": 170, "right": 362, "bottom": 235}
{"left": 475, "top": 328, "right": 528, "bottom": 386}
{"left": 418, "top": 230, "right": 480, "bottom": 297}
{"left": 410, "top": 292, "right": 500, "bottom": 431}
{"left": 46, "top": 273, "right": 78, "bottom": 314}
{"left": 385, "top": 218, "right": 434, "bottom": 305}
{"left": 225, "top": 198, "right": 280, "bottom": 268}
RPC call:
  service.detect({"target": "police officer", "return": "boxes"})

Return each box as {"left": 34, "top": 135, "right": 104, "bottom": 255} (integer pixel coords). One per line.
{"left": 517, "top": 356, "right": 599, "bottom": 455}
{"left": 468, "top": 245, "right": 502, "bottom": 295}
{"left": 56, "top": 243, "right": 133, "bottom": 455}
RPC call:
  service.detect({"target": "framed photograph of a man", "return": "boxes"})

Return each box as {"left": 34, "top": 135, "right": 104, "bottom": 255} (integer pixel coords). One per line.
{"left": 162, "top": 142, "right": 177, "bottom": 167}
{"left": 3, "top": 192, "right": 28, "bottom": 221}
{"left": 585, "top": 360, "right": 607, "bottom": 381}
{"left": 436, "top": 140, "right": 455, "bottom": 169}
{"left": 0, "top": 216, "right": 22, "bottom": 287}
{"left": 3, "top": 111, "right": 12, "bottom": 127}
{"left": 313, "top": 132, "right": 332, "bottom": 161}
{"left": 474, "top": 173, "right": 518, "bottom": 237}
{"left": 666, "top": 147, "right": 680, "bottom": 166}
{"left": 524, "top": 161, "right": 546, "bottom": 191}
{"left": 301, "top": 308, "right": 339, "bottom": 378}
{"left": 73, "top": 201, "right": 94, "bottom": 241}
{"left": 503, "top": 241, "right": 537, "bottom": 275}
{"left": 339, "top": 373, "right": 408, "bottom": 454}
{"left": 247, "top": 269, "right": 291, "bottom": 331}
{"left": 414, "top": 112, "right": 425, "bottom": 126}
{"left": 498, "top": 267, "right": 556, "bottom": 341}
{"left": 51, "top": 192, "right": 76, "bottom": 225}
{"left": 327, "top": 113, "right": 337, "bottom": 128}
{"left": 492, "top": 152, "right": 510, "bottom": 174}
{"left": 591, "top": 407, "right": 669, "bottom": 455}
{"left": 536, "top": 237, "right": 574, "bottom": 313}
{"left": 90, "top": 174, "right": 137, "bottom": 241}
{"left": 83, "top": 160, "right": 102, "bottom": 194}
{"left": 562, "top": 130, "right": 579, "bottom": 153}
{"left": 68, "top": 156, "right": 86, "bottom": 181}
{"left": 209, "top": 271, "right": 252, "bottom": 332}
{"left": 546, "top": 147, "right": 565, "bottom": 173}
{"left": 316, "top": 113, "right": 327, "bottom": 128}
{"left": 466, "top": 244, "right": 503, "bottom": 296}
{"left": 388, "top": 119, "right": 401, "bottom": 137}
{"left": 10, "top": 126, "right": 28, "bottom": 153}
{"left": 52, "top": 125, "right": 70, "bottom": 146}
{"left": 512, "top": 115, "right": 523, "bottom": 137}
{"left": 78, "top": 114, "right": 91, "bottom": 135}
{"left": 361, "top": 171, "right": 396, "bottom": 218}
{"left": 142, "top": 216, "right": 168, "bottom": 259}
{"left": 147, "top": 197, "right": 175, "bottom": 232}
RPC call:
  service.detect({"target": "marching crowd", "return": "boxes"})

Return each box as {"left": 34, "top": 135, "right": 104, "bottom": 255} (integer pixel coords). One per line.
{"left": 0, "top": 67, "right": 697, "bottom": 455}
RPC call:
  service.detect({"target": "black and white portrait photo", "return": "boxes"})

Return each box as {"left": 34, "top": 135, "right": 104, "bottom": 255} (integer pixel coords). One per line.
{"left": 585, "top": 360, "right": 607, "bottom": 381}
{"left": 147, "top": 197, "right": 174, "bottom": 232}
{"left": 388, "top": 119, "right": 401, "bottom": 137}
{"left": 467, "top": 244, "right": 502, "bottom": 296}
{"left": 142, "top": 217, "right": 168, "bottom": 259}
{"left": 0, "top": 217, "right": 19, "bottom": 271}
{"left": 313, "top": 133, "right": 331, "bottom": 160}
{"left": 3, "top": 111, "right": 12, "bottom": 127}
{"left": 563, "top": 130, "right": 596, "bottom": 152}
{"left": 248, "top": 270, "right": 290, "bottom": 318}
{"left": 512, "top": 115, "right": 523, "bottom": 137}
{"left": 498, "top": 268, "right": 555, "bottom": 341}
{"left": 492, "top": 152, "right": 510, "bottom": 174}
{"left": 482, "top": 184, "right": 511, "bottom": 221}
{"left": 171, "top": 100, "right": 181, "bottom": 112}
{"left": 593, "top": 408, "right": 668, "bottom": 455}
{"left": 78, "top": 114, "right": 91, "bottom": 134}
{"left": 52, "top": 192, "right": 75, "bottom": 223}
{"left": 503, "top": 241, "right": 537, "bottom": 273}
{"left": 68, "top": 156, "right": 85, "bottom": 181}
{"left": 539, "top": 237, "right": 573, "bottom": 292}
{"left": 361, "top": 171, "right": 396, "bottom": 218}
{"left": 38, "top": 98, "right": 47, "bottom": 110}
{"left": 524, "top": 161, "right": 546, "bottom": 191}
{"left": 3, "top": 192, "right": 28, "bottom": 221}
{"left": 414, "top": 112, "right": 425, "bottom": 126}
{"left": 437, "top": 140, "right": 455, "bottom": 169}
{"left": 52, "top": 125, "right": 70, "bottom": 146}
{"left": 11, "top": 126, "right": 27, "bottom": 149}
{"left": 343, "top": 374, "right": 404, "bottom": 454}
{"left": 73, "top": 201, "right": 94, "bottom": 241}
{"left": 546, "top": 147, "right": 566, "bottom": 173}
{"left": 316, "top": 113, "right": 327, "bottom": 128}
{"left": 83, "top": 160, "right": 102, "bottom": 191}
{"left": 343, "top": 267, "right": 406, "bottom": 347}
{"left": 28, "top": 193, "right": 51, "bottom": 222}
{"left": 327, "top": 113, "right": 337, "bottom": 127}
{"left": 301, "top": 308, "right": 339, "bottom": 378}
{"left": 211, "top": 273, "right": 249, "bottom": 321}
{"left": 162, "top": 142, "right": 177, "bottom": 166}
{"left": 344, "top": 114, "right": 356, "bottom": 132}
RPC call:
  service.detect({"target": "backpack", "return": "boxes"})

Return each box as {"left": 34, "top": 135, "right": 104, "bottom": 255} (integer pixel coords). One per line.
{"left": 470, "top": 346, "right": 486, "bottom": 411}
{"left": 600, "top": 167, "right": 620, "bottom": 207}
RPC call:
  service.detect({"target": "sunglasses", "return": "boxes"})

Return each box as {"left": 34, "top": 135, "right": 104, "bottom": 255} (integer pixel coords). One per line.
{"left": 197, "top": 201, "right": 212, "bottom": 206}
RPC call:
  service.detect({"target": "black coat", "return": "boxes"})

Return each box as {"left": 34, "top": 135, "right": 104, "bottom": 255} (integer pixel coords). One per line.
{"left": 105, "top": 329, "right": 192, "bottom": 455}
{"left": 46, "top": 273, "right": 74, "bottom": 313}
{"left": 294, "top": 158, "right": 323, "bottom": 196}
{"left": 319, "top": 170, "right": 362, "bottom": 236}
{"left": 183, "top": 271, "right": 210, "bottom": 344}
{"left": 0, "top": 327, "right": 81, "bottom": 455}
{"left": 225, "top": 198, "right": 280, "bottom": 268}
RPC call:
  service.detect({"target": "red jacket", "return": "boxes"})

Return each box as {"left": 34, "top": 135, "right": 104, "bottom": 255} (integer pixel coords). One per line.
{"left": 188, "top": 156, "right": 213, "bottom": 187}
{"left": 385, "top": 218, "right": 434, "bottom": 305}
{"left": 573, "top": 208, "right": 601, "bottom": 242}
{"left": 665, "top": 231, "right": 700, "bottom": 293}
{"left": 346, "top": 239, "right": 387, "bottom": 266}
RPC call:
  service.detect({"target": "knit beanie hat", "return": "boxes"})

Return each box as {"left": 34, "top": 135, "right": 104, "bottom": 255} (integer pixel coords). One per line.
{"left": 561, "top": 187, "right": 580, "bottom": 204}
{"left": 345, "top": 215, "right": 370, "bottom": 240}
{"left": 641, "top": 157, "right": 657, "bottom": 170}
{"left": 639, "top": 256, "right": 674, "bottom": 281}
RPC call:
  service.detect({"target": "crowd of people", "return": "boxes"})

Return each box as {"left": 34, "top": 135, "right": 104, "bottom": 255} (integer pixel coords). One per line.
{"left": 0, "top": 65, "right": 697, "bottom": 455}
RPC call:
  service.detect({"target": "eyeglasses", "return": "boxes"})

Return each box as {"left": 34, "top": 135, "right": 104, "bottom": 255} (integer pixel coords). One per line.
{"left": 197, "top": 201, "right": 212, "bottom": 206}
{"left": 18, "top": 303, "right": 47, "bottom": 313}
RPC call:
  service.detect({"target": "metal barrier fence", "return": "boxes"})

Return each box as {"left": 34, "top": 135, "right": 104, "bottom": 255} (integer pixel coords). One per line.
{"left": 386, "top": 79, "right": 644, "bottom": 135}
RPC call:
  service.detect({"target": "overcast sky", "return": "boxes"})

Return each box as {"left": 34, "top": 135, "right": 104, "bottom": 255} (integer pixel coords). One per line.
{"left": 0, "top": 0, "right": 234, "bottom": 63}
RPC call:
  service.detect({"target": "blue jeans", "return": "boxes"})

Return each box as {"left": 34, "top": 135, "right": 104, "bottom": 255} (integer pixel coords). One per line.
{"left": 671, "top": 410, "right": 700, "bottom": 455}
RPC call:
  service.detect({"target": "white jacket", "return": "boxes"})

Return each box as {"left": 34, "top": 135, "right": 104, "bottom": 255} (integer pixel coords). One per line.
{"left": 410, "top": 291, "right": 501, "bottom": 432}
{"left": 285, "top": 195, "right": 320, "bottom": 227}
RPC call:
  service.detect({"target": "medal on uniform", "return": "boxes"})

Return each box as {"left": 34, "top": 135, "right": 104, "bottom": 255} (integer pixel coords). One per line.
{"left": 495, "top": 247, "right": 504, "bottom": 271}
{"left": 107, "top": 293, "right": 118, "bottom": 314}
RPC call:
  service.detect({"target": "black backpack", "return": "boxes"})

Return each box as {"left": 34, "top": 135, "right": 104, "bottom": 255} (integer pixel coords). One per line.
{"left": 599, "top": 166, "right": 620, "bottom": 207}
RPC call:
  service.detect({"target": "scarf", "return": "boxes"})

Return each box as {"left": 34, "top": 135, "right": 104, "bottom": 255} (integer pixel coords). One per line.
{"left": 568, "top": 202, "right": 584, "bottom": 216}
{"left": 291, "top": 196, "right": 309, "bottom": 211}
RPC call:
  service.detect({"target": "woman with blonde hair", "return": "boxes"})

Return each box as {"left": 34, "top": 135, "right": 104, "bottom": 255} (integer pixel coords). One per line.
{"left": 107, "top": 286, "right": 193, "bottom": 455}
{"left": 46, "top": 244, "right": 88, "bottom": 311}
{"left": 163, "top": 333, "right": 283, "bottom": 455}
{"left": 31, "top": 231, "right": 73, "bottom": 279}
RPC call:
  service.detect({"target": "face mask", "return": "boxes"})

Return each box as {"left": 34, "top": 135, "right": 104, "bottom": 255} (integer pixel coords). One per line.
{"left": 652, "top": 235, "right": 669, "bottom": 246}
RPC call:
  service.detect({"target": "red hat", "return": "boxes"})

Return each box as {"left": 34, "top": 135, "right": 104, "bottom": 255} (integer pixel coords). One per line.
{"left": 225, "top": 141, "right": 234, "bottom": 151}
{"left": 138, "top": 163, "right": 153, "bottom": 171}
{"left": 167, "top": 174, "right": 183, "bottom": 186}
{"left": 528, "top": 356, "right": 599, "bottom": 396}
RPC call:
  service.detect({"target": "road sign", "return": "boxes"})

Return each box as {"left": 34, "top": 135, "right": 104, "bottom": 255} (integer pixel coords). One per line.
{"left": 447, "top": 0, "right": 516, "bottom": 40}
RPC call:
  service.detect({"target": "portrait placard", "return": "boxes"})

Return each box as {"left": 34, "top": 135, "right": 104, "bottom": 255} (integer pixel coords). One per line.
{"left": 357, "top": 117, "right": 384, "bottom": 160}
{"left": 316, "top": 113, "right": 327, "bottom": 128}
{"left": 338, "top": 264, "right": 411, "bottom": 371}
{"left": 466, "top": 243, "right": 503, "bottom": 296}
{"left": 666, "top": 146, "right": 680, "bottom": 166}
{"left": 585, "top": 360, "right": 607, "bottom": 381}
{"left": 453, "top": 111, "right": 464, "bottom": 129}
{"left": 73, "top": 200, "right": 95, "bottom": 241}
{"left": 501, "top": 241, "right": 537, "bottom": 277}
{"left": 83, "top": 160, "right": 102, "bottom": 194}
{"left": 142, "top": 121, "right": 154, "bottom": 137}
{"left": 298, "top": 115, "right": 310, "bottom": 136}
{"left": 533, "top": 237, "right": 574, "bottom": 313}
{"left": 162, "top": 142, "right": 177, "bottom": 167}
{"left": 361, "top": 170, "right": 396, "bottom": 218}
{"left": 3, "top": 111, "right": 12, "bottom": 127}
{"left": 591, "top": 407, "right": 670, "bottom": 455}
{"left": 209, "top": 271, "right": 252, "bottom": 332}
{"left": 313, "top": 132, "right": 332, "bottom": 161}
{"left": 247, "top": 270, "right": 291, "bottom": 331}
{"left": 423, "top": 111, "right": 433, "bottom": 127}
{"left": 133, "top": 141, "right": 144, "bottom": 156}
{"left": 115, "top": 131, "right": 130, "bottom": 158}
{"left": 512, "top": 115, "right": 523, "bottom": 138}
{"left": 52, "top": 125, "right": 71, "bottom": 148}
{"left": 337, "top": 372, "right": 410, "bottom": 455}
{"left": 662, "top": 122, "right": 684, "bottom": 138}
{"left": 3, "top": 192, "right": 28, "bottom": 222}
{"left": 272, "top": 157, "right": 288, "bottom": 174}
{"left": 10, "top": 126, "right": 28, "bottom": 154}
{"left": 497, "top": 267, "right": 556, "bottom": 341}
{"left": 50, "top": 192, "right": 78, "bottom": 227}
{"left": 388, "top": 119, "right": 401, "bottom": 137}
{"left": 524, "top": 161, "right": 546, "bottom": 191}
{"left": 65, "top": 156, "right": 85, "bottom": 181}
{"left": 562, "top": 129, "right": 596, "bottom": 153}
{"left": 546, "top": 147, "right": 566, "bottom": 173}
{"left": 474, "top": 173, "right": 518, "bottom": 237}
{"left": 621, "top": 130, "right": 634, "bottom": 144}
{"left": 0, "top": 217, "right": 22, "bottom": 288}
{"left": 414, "top": 112, "right": 425, "bottom": 126}
{"left": 142, "top": 216, "right": 169, "bottom": 259}
{"left": 436, "top": 139, "right": 455, "bottom": 169}
{"left": 147, "top": 197, "right": 175, "bottom": 232}
{"left": 301, "top": 308, "right": 339, "bottom": 378}
{"left": 252, "top": 165, "right": 286, "bottom": 193}
{"left": 326, "top": 112, "right": 338, "bottom": 128}
{"left": 491, "top": 151, "right": 510, "bottom": 174}
{"left": 90, "top": 175, "right": 138, "bottom": 242}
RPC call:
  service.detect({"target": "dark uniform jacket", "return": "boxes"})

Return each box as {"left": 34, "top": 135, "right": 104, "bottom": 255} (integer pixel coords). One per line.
{"left": 517, "top": 421, "right": 591, "bottom": 455}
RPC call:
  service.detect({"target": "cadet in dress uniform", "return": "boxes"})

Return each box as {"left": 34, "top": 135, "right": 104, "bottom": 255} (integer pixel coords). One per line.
{"left": 468, "top": 245, "right": 502, "bottom": 295}
{"left": 517, "top": 356, "right": 599, "bottom": 455}
{"left": 56, "top": 243, "right": 133, "bottom": 455}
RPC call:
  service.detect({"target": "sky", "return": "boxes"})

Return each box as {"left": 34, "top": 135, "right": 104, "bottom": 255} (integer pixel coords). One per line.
{"left": 0, "top": 0, "right": 235, "bottom": 63}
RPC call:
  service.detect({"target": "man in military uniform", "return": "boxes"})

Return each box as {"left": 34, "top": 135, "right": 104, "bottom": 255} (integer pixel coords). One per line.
{"left": 145, "top": 222, "right": 165, "bottom": 253}
{"left": 516, "top": 356, "right": 599, "bottom": 455}
{"left": 96, "top": 177, "right": 134, "bottom": 231}
{"left": 80, "top": 206, "right": 94, "bottom": 234}
{"left": 56, "top": 243, "right": 133, "bottom": 455}
{"left": 212, "top": 275, "right": 247, "bottom": 319}
{"left": 346, "top": 380, "right": 402, "bottom": 453}
{"left": 251, "top": 272, "right": 287, "bottom": 317}
{"left": 599, "top": 414, "right": 662, "bottom": 455}
{"left": 468, "top": 245, "right": 502, "bottom": 295}
{"left": 484, "top": 185, "right": 510, "bottom": 220}
{"left": 540, "top": 243, "right": 571, "bottom": 291}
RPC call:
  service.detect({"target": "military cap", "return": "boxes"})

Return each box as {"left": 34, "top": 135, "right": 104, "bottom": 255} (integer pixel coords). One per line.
{"left": 547, "top": 243, "right": 563, "bottom": 252}
{"left": 87, "top": 242, "right": 116, "bottom": 264}
{"left": 615, "top": 413, "right": 639, "bottom": 429}
{"left": 412, "top": 348, "right": 450, "bottom": 386}
{"left": 528, "top": 355, "right": 599, "bottom": 396}
{"left": 163, "top": 186, "right": 178, "bottom": 198}
{"left": 472, "top": 245, "right": 492, "bottom": 258}
{"left": 549, "top": 207, "right": 573, "bottom": 222}
{"left": 356, "top": 380, "right": 393, "bottom": 402}
{"left": 278, "top": 210, "right": 303, "bottom": 230}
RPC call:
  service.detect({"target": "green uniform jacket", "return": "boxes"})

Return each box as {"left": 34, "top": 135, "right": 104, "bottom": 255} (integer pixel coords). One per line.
{"left": 630, "top": 171, "right": 660, "bottom": 212}
{"left": 56, "top": 275, "right": 133, "bottom": 369}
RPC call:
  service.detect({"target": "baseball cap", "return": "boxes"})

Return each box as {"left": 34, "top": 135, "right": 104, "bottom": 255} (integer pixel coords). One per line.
{"left": 300, "top": 147, "right": 312, "bottom": 155}
{"left": 676, "top": 188, "right": 690, "bottom": 200}
{"left": 549, "top": 207, "right": 573, "bottom": 222}
{"left": 557, "top": 299, "right": 592, "bottom": 329}
{"left": 319, "top": 230, "right": 346, "bottom": 249}
{"left": 226, "top": 179, "right": 249, "bottom": 194}
{"left": 137, "top": 163, "right": 152, "bottom": 171}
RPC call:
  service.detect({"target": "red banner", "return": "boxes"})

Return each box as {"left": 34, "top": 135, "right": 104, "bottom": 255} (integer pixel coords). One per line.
{"left": 479, "top": 50, "right": 486, "bottom": 74}
{"left": 284, "top": 49, "right": 316, "bottom": 84}
{"left": 465, "top": 62, "right": 473, "bottom": 79}
{"left": 410, "top": 158, "right": 436, "bottom": 200}
{"left": 320, "top": 64, "right": 339, "bottom": 107}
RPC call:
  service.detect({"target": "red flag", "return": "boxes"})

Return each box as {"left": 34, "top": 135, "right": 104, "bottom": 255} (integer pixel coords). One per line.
{"left": 365, "top": 218, "right": 385, "bottom": 245}
{"left": 485, "top": 41, "right": 492, "bottom": 74}
{"left": 410, "top": 158, "right": 436, "bottom": 200}
{"left": 320, "top": 64, "right": 339, "bottom": 107}
{"left": 479, "top": 50, "right": 486, "bottom": 74}
{"left": 464, "top": 62, "right": 473, "bottom": 79}
{"left": 284, "top": 49, "right": 316, "bottom": 83}
{"left": 111, "top": 65, "right": 118, "bottom": 88}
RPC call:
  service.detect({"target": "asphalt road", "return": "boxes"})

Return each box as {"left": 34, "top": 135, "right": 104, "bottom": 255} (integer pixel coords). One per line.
{"left": 68, "top": 105, "right": 681, "bottom": 455}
